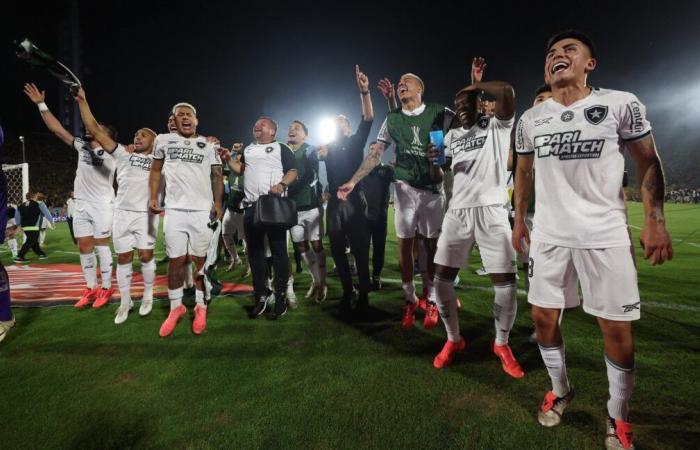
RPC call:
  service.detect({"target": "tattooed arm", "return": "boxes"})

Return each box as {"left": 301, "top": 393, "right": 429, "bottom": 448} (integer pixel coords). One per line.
{"left": 627, "top": 134, "right": 673, "bottom": 265}
{"left": 336, "top": 141, "right": 385, "bottom": 200}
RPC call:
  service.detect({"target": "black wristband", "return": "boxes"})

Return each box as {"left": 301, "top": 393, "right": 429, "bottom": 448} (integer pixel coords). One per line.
{"left": 361, "top": 91, "right": 369, "bottom": 95}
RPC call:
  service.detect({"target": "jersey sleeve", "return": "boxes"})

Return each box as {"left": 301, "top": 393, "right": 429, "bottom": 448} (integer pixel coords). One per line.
{"left": 72, "top": 137, "right": 86, "bottom": 153}
{"left": 618, "top": 93, "right": 652, "bottom": 142}
{"left": 515, "top": 115, "right": 534, "bottom": 155}
{"left": 111, "top": 143, "right": 129, "bottom": 159}
{"left": 443, "top": 130, "right": 454, "bottom": 159}
{"left": 280, "top": 144, "right": 296, "bottom": 173}
{"left": 492, "top": 115, "right": 515, "bottom": 130}
{"left": 376, "top": 117, "right": 393, "bottom": 145}
{"left": 152, "top": 135, "right": 166, "bottom": 160}
{"left": 210, "top": 143, "right": 222, "bottom": 166}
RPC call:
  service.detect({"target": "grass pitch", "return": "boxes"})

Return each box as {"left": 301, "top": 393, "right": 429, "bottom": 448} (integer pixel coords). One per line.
{"left": 1, "top": 202, "right": 699, "bottom": 449}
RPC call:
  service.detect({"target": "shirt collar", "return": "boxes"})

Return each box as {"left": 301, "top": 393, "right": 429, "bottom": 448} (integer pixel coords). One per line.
{"left": 401, "top": 103, "right": 426, "bottom": 116}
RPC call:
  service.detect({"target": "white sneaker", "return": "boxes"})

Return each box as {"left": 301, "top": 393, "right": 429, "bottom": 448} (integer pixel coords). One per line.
{"left": 0, "top": 316, "right": 16, "bottom": 344}
{"left": 115, "top": 301, "right": 134, "bottom": 325}
{"left": 139, "top": 291, "right": 153, "bottom": 317}
{"left": 315, "top": 284, "right": 328, "bottom": 304}
{"left": 266, "top": 293, "right": 276, "bottom": 307}
{"left": 305, "top": 284, "right": 317, "bottom": 299}
{"left": 287, "top": 287, "right": 298, "bottom": 309}
{"left": 475, "top": 267, "right": 488, "bottom": 276}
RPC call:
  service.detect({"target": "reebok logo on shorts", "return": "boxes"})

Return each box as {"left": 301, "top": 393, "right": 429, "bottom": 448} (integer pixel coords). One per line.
{"left": 622, "top": 302, "right": 640, "bottom": 313}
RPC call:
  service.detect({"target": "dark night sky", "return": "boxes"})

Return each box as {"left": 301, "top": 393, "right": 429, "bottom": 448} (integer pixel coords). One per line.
{"left": 2, "top": 0, "right": 699, "bottom": 183}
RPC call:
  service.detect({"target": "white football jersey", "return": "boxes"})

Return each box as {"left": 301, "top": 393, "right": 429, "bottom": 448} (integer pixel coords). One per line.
{"left": 444, "top": 115, "right": 514, "bottom": 209}
{"left": 153, "top": 133, "right": 222, "bottom": 211}
{"left": 113, "top": 144, "right": 153, "bottom": 212}
{"left": 72, "top": 137, "right": 117, "bottom": 204}
{"left": 516, "top": 88, "right": 652, "bottom": 248}
{"left": 240, "top": 141, "right": 296, "bottom": 204}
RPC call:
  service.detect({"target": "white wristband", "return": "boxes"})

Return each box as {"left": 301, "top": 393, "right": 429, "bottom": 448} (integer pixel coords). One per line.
{"left": 38, "top": 102, "right": 49, "bottom": 113}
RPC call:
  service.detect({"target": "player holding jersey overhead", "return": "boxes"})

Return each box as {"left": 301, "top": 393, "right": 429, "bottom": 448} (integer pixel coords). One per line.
{"left": 431, "top": 77, "right": 524, "bottom": 379}
{"left": 24, "top": 83, "right": 117, "bottom": 309}
{"left": 149, "top": 103, "right": 223, "bottom": 337}
{"left": 73, "top": 88, "right": 159, "bottom": 325}
{"left": 338, "top": 73, "right": 453, "bottom": 330}
{"left": 513, "top": 30, "right": 673, "bottom": 450}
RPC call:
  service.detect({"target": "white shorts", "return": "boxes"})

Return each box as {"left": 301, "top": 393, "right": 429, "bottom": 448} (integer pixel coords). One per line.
{"left": 73, "top": 200, "right": 114, "bottom": 239}
{"left": 434, "top": 206, "right": 516, "bottom": 273}
{"left": 222, "top": 209, "right": 245, "bottom": 240}
{"left": 112, "top": 209, "right": 160, "bottom": 254}
{"left": 528, "top": 240, "right": 640, "bottom": 321}
{"left": 163, "top": 209, "right": 213, "bottom": 258}
{"left": 290, "top": 208, "right": 322, "bottom": 243}
{"left": 394, "top": 181, "right": 443, "bottom": 239}
{"left": 517, "top": 212, "right": 535, "bottom": 264}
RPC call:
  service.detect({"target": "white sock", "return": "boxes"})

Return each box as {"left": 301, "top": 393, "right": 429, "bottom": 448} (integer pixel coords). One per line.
{"left": 435, "top": 276, "right": 460, "bottom": 342}
{"left": 195, "top": 289, "right": 206, "bottom": 307}
{"left": 7, "top": 238, "right": 17, "bottom": 257}
{"left": 538, "top": 343, "right": 570, "bottom": 397}
{"left": 96, "top": 245, "right": 113, "bottom": 289}
{"left": 301, "top": 250, "right": 317, "bottom": 284}
{"left": 402, "top": 281, "right": 417, "bottom": 304}
{"left": 116, "top": 263, "right": 133, "bottom": 308}
{"left": 287, "top": 275, "right": 294, "bottom": 288}
{"left": 40, "top": 230, "right": 46, "bottom": 245}
{"left": 168, "top": 287, "right": 183, "bottom": 310}
{"left": 493, "top": 282, "right": 518, "bottom": 345}
{"left": 605, "top": 355, "right": 634, "bottom": 420}
{"left": 315, "top": 249, "right": 326, "bottom": 286}
{"left": 79, "top": 252, "right": 97, "bottom": 289}
{"left": 184, "top": 263, "right": 194, "bottom": 288}
{"left": 141, "top": 258, "right": 156, "bottom": 299}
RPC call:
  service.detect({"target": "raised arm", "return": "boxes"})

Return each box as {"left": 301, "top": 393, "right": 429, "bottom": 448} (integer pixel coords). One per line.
{"left": 627, "top": 134, "right": 673, "bottom": 265}
{"left": 377, "top": 78, "right": 398, "bottom": 111}
{"left": 73, "top": 87, "right": 117, "bottom": 152}
{"left": 23, "top": 83, "right": 74, "bottom": 147}
{"left": 336, "top": 141, "right": 385, "bottom": 200}
{"left": 470, "top": 80, "right": 515, "bottom": 119}
{"left": 356, "top": 65, "right": 374, "bottom": 122}
{"left": 219, "top": 146, "right": 244, "bottom": 175}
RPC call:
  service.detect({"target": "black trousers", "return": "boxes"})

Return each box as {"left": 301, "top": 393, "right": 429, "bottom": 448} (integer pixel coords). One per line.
{"left": 67, "top": 217, "right": 77, "bottom": 244}
{"left": 243, "top": 207, "right": 289, "bottom": 301}
{"left": 367, "top": 217, "right": 388, "bottom": 278}
{"left": 327, "top": 193, "right": 370, "bottom": 298}
{"left": 18, "top": 230, "right": 46, "bottom": 258}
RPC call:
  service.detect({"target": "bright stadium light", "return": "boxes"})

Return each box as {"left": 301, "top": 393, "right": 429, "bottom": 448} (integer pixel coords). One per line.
{"left": 318, "top": 117, "right": 337, "bottom": 144}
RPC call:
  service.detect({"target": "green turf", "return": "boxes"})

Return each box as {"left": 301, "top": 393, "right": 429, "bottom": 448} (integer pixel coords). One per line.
{"left": 1, "top": 202, "right": 699, "bottom": 449}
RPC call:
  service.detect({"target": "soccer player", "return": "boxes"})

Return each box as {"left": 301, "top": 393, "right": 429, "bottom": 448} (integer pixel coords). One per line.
{"left": 318, "top": 65, "right": 374, "bottom": 316}
{"left": 430, "top": 77, "right": 524, "bottom": 379}
{"left": 149, "top": 103, "right": 223, "bottom": 336}
{"left": 0, "top": 124, "right": 15, "bottom": 343}
{"left": 24, "top": 83, "right": 117, "bottom": 308}
{"left": 73, "top": 88, "right": 158, "bottom": 324}
{"left": 287, "top": 120, "right": 327, "bottom": 303}
{"left": 513, "top": 30, "right": 673, "bottom": 450}
{"left": 220, "top": 117, "right": 297, "bottom": 319}
{"left": 338, "top": 72, "right": 453, "bottom": 329}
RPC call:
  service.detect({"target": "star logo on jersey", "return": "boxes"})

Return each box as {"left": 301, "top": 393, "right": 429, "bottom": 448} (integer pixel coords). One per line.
{"left": 584, "top": 105, "right": 608, "bottom": 125}
{"left": 197, "top": 142, "right": 206, "bottom": 149}
{"left": 477, "top": 116, "right": 490, "bottom": 129}
{"left": 184, "top": 140, "right": 191, "bottom": 146}
{"left": 561, "top": 110, "right": 575, "bottom": 122}
{"left": 265, "top": 146, "right": 274, "bottom": 153}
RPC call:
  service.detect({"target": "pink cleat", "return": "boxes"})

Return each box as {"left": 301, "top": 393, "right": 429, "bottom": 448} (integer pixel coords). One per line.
{"left": 159, "top": 305, "right": 187, "bottom": 337}
{"left": 433, "top": 338, "right": 466, "bottom": 368}
{"left": 192, "top": 305, "right": 207, "bottom": 335}
{"left": 75, "top": 288, "right": 98, "bottom": 308}
{"left": 92, "top": 287, "right": 115, "bottom": 309}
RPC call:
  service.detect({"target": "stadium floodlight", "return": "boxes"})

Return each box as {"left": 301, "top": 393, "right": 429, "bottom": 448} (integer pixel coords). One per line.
{"left": 318, "top": 117, "right": 337, "bottom": 144}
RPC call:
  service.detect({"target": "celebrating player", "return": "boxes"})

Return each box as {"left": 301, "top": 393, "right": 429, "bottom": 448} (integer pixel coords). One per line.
{"left": 149, "top": 103, "right": 223, "bottom": 337}
{"left": 430, "top": 75, "right": 524, "bottom": 379}
{"left": 338, "top": 72, "right": 452, "bottom": 329}
{"left": 73, "top": 87, "right": 159, "bottom": 324}
{"left": 287, "top": 120, "right": 327, "bottom": 304}
{"left": 513, "top": 30, "right": 673, "bottom": 450}
{"left": 24, "top": 83, "right": 117, "bottom": 309}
